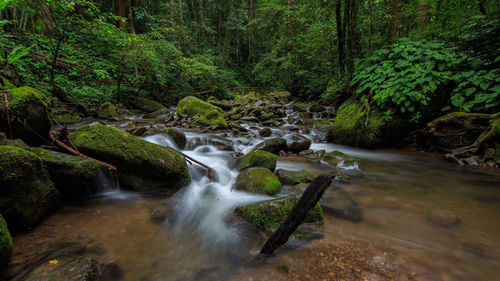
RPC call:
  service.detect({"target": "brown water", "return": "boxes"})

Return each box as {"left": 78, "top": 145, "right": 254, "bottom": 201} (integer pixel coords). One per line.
{"left": 9, "top": 146, "right": 500, "bottom": 281}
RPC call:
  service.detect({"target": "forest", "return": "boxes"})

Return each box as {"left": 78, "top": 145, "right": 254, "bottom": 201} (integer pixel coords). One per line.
{"left": 0, "top": 0, "right": 499, "bottom": 280}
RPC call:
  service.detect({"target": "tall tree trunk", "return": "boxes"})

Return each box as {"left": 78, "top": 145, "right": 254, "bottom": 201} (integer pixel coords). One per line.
{"left": 336, "top": 0, "right": 345, "bottom": 78}
{"left": 128, "top": 0, "right": 135, "bottom": 33}
{"left": 345, "top": 0, "right": 359, "bottom": 79}
{"left": 388, "top": 0, "right": 398, "bottom": 43}
{"left": 478, "top": 0, "right": 487, "bottom": 15}
{"left": 368, "top": 0, "right": 373, "bottom": 55}
{"left": 248, "top": 0, "right": 254, "bottom": 64}
{"left": 178, "top": 0, "right": 183, "bottom": 23}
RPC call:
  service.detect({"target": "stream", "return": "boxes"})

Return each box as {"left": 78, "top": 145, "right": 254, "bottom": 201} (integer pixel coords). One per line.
{"left": 9, "top": 109, "right": 500, "bottom": 281}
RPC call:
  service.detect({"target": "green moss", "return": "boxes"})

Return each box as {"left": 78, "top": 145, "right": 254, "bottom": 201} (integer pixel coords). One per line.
{"left": 276, "top": 169, "right": 316, "bottom": 185}
{"left": 164, "top": 128, "right": 186, "bottom": 149}
{"left": 132, "top": 97, "right": 166, "bottom": 113}
{"left": 292, "top": 103, "right": 308, "bottom": 112}
{"left": 52, "top": 113, "right": 81, "bottom": 124}
{"left": 236, "top": 150, "right": 277, "bottom": 171}
{"left": 69, "top": 123, "right": 190, "bottom": 190}
{"left": 230, "top": 114, "right": 242, "bottom": 120}
{"left": 191, "top": 110, "right": 228, "bottom": 128}
{"left": 236, "top": 167, "right": 281, "bottom": 195}
{"left": 261, "top": 112, "right": 274, "bottom": 120}
{"left": 98, "top": 102, "right": 119, "bottom": 119}
{"left": 0, "top": 215, "right": 13, "bottom": 273}
{"left": 233, "top": 92, "right": 259, "bottom": 104}
{"left": 176, "top": 96, "right": 221, "bottom": 117}
{"left": 235, "top": 195, "right": 323, "bottom": 232}
{"left": 7, "top": 86, "right": 49, "bottom": 112}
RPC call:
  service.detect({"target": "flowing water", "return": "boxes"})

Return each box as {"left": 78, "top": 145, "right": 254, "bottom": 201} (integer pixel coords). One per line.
{"left": 9, "top": 112, "right": 500, "bottom": 281}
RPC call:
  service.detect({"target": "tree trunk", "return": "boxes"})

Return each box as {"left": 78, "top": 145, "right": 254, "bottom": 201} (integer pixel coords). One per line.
{"left": 368, "top": 0, "right": 373, "bottom": 55}
{"left": 248, "top": 0, "right": 254, "bottom": 64}
{"left": 388, "top": 0, "right": 398, "bottom": 43}
{"left": 345, "top": 0, "right": 359, "bottom": 80}
{"left": 336, "top": 0, "right": 345, "bottom": 78}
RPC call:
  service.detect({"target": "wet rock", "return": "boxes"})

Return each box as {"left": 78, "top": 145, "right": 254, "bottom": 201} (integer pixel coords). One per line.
{"left": 230, "top": 113, "right": 242, "bottom": 120}
{"left": 188, "top": 137, "right": 202, "bottom": 150}
{"left": 322, "top": 150, "right": 359, "bottom": 167}
{"left": 0, "top": 215, "right": 13, "bottom": 274}
{"left": 132, "top": 97, "right": 166, "bottom": 113}
{"left": 23, "top": 255, "right": 99, "bottom": 281}
{"left": 276, "top": 169, "right": 316, "bottom": 185}
{"left": 292, "top": 103, "right": 308, "bottom": 112}
{"left": 98, "top": 102, "right": 119, "bottom": 119}
{"left": 164, "top": 128, "right": 186, "bottom": 149}
{"left": 287, "top": 134, "right": 312, "bottom": 153}
{"left": 255, "top": 137, "right": 288, "bottom": 154}
{"left": 207, "top": 135, "right": 233, "bottom": 151}
{"left": 229, "top": 122, "right": 248, "bottom": 133}
{"left": 2, "top": 86, "right": 51, "bottom": 146}
{"left": 260, "top": 112, "right": 274, "bottom": 121}
{"left": 309, "top": 104, "right": 325, "bottom": 112}
{"left": 98, "top": 262, "right": 124, "bottom": 281}
{"left": 155, "top": 113, "right": 174, "bottom": 123}
{"left": 144, "top": 108, "right": 170, "bottom": 119}
{"left": 234, "top": 195, "right": 323, "bottom": 232}
{"left": 30, "top": 148, "right": 101, "bottom": 200}
{"left": 236, "top": 167, "right": 281, "bottom": 195}
{"left": 191, "top": 110, "right": 228, "bottom": 129}
{"left": 228, "top": 152, "right": 244, "bottom": 169}
{"left": 259, "top": 128, "right": 272, "bottom": 137}
{"left": 428, "top": 209, "right": 460, "bottom": 227}
{"left": 0, "top": 133, "right": 29, "bottom": 149}
{"left": 235, "top": 150, "right": 277, "bottom": 171}
{"left": 321, "top": 188, "right": 363, "bottom": 222}
{"left": 298, "top": 112, "right": 313, "bottom": 120}
{"left": 176, "top": 96, "right": 221, "bottom": 117}
{"left": 126, "top": 126, "right": 147, "bottom": 136}
{"left": 52, "top": 113, "right": 82, "bottom": 124}
{"left": 69, "top": 123, "right": 190, "bottom": 191}
{"left": 241, "top": 116, "right": 259, "bottom": 122}
{"left": 208, "top": 99, "right": 233, "bottom": 110}
{"left": 0, "top": 146, "right": 61, "bottom": 230}
{"left": 262, "top": 119, "right": 278, "bottom": 126}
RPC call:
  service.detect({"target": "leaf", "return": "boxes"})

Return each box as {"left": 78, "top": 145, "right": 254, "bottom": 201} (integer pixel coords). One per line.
{"left": 464, "top": 88, "right": 476, "bottom": 97}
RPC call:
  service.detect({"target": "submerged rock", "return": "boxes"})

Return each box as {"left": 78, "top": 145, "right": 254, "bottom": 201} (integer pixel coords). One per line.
{"left": 428, "top": 209, "right": 460, "bottom": 227}
{"left": 164, "top": 128, "right": 186, "bottom": 149}
{"left": 0, "top": 146, "right": 61, "bottom": 229}
{"left": 187, "top": 137, "right": 202, "bottom": 150}
{"left": 276, "top": 169, "right": 316, "bottom": 185}
{"left": 235, "top": 150, "right": 277, "bottom": 172}
{"left": 234, "top": 195, "right": 323, "bottom": 232}
{"left": 30, "top": 148, "right": 101, "bottom": 200}
{"left": 0, "top": 215, "right": 13, "bottom": 274}
{"left": 321, "top": 188, "right": 363, "bottom": 222}
{"left": 236, "top": 167, "right": 281, "bottom": 195}
{"left": 98, "top": 102, "right": 119, "bottom": 119}
{"left": 255, "top": 137, "right": 287, "bottom": 154}
{"left": 287, "top": 134, "right": 312, "bottom": 153}
{"left": 132, "top": 97, "right": 166, "bottom": 113}
{"left": 69, "top": 123, "right": 190, "bottom": 191}
{"left": 23, "top": 255, "right": 99, "bottom": 281}
{"left": 322, "top": 150, "right": 359, "bottom": 168}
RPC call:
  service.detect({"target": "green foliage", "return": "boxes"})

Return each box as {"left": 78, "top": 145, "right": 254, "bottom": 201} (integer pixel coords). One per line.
{"left": 449, "top": 67, "right": 500, "bottom": 112}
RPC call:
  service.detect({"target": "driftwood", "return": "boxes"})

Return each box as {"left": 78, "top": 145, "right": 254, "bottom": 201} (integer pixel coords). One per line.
{"left": 260, "top": 173, "right": 334, "bottom": 255}
{"left": 174, "top": 149, "right": 217, "bottom": 181}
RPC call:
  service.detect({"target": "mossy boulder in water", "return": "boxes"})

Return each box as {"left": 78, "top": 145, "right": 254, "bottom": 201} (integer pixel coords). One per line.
{"left": 234, "top": 195, "right": 323, "bottom": 232}
{"left": 98, "top": 102, "right": 119, "bottom": 119}
{"left": 30, "top": 148, "right": 101, "bottom": 200}
{"left": 176, "top": 96, "right": 221, "bottom": 117}
{"left": 255, "top": 137, "right": 287, "bottom": 154}
{"left": 235, "top": 150, "right": 277, "bottom": 171}
{"left": 322, "top": 150, "right": 359, "bottom": 167}
{"left": 132, "top": 97, "right": 166, "bottom": 113}
{"left": 69, "top": 123, "right": 190, "bottom": 191}
{"left": 287, "top": 134, "right": 312, "bottom": 153}
{"left": 236, "top": 167, "right": 281, "bottom": 195}
{"left": 191, "top": 110, "right": 228, "bottom": 128}
{"left": 2, "top": 86, "right": 51, "bottom": 146}
{"left": 23, "top": 255, "right": 99, "bottom": 281}
{"left": 276, "top": 169, "right": 316, "bottom": 185}
{"left": 164, "top": 128, "right": 186, "bottom": 149}
{"left": 0, "top": 146, "right": 61, "bottom": 229}
{"left": 0, "top": 215, "right": 13, "bottom": 274}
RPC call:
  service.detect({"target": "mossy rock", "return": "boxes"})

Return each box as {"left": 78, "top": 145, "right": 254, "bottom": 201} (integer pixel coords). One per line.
{"left": 164, "top": 128, "right": 186, "bottom": 149}
{"left": 322, "top": 150, "right": 358, "bottom": 167}
{"left": 52, "top": 113, "right": 81, "bottom": 124}
{"left": 326, "top": 99, "right": 403, "bottom": 148}
{"left": 255, "top": 137, "right": 287, "bottom": 154}
{"left": 0, "top": 132, "right": 29, "bottom": 149}
{"left": 30, "top": 148, "right": 101, "bottom": 200}
{"left": 233, "top": 92, "right": 260, "bottom": 104}
{"left": 292, "top": 103, "right": 309, "bottom": 112}
{"left": 207, "top": 135, "right": 233, "bottom": 150}
{"left": 176, "top": 96, "right": 221, "bottom": 117}
{"left": 0, "top": 215, "right": 13, "bottom": 275}
{"left": 132, "top": 97, "right": 166, "bottom": 113}
{"left": 236, "top": 167, "right": 281, "bottom": 195}
{"left": 287, "top": 134, "right": 312, "bottom": 153}
{"left": 259, "top": 128, "right": 272, "bottom": 137}
{"left": 230, "top": 114, "right": 242, "bottom": 120}
{"left": 234, "top": 195, "right": 323, "bottom": 232}
{"left": 3, "top": 86, "right": 51, "bottom": 146}
{"left": 235, "top": 150, "right": 277, "bottom": 172}
{"left": 260, "top": 112, "right": 274, "bottom": 121}
{"left": 276, "top": 169, "right": 316, "bottom": 185}
{"left": 191, "top": 110, "right": 228, "bottom": 128}
{"left": 98, "top": 102, "right": 119, "bottom": 119}
{"left": 0, "top": 146, "right": 61, "bottom": 230}
{"left": 69, "top": 123, "right": 190, "bottom": 191}
{"left": 23, "top": 255, "right": 99, "bottom": 281}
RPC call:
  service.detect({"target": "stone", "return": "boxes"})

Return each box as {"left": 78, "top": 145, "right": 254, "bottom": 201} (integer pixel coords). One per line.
{"left": 322, "top": 150, "right": 359, "bottom": 167}
{"left": 321, "top": 188, "right": 363, "bottom": 222}
{"left": 69, "top": 123, "right": 190, "bottom": 191}
{"left": 235, "top": 150, "right": 277, "bottom": 171}
{"left": 309, "top": 104, "right": 325, "bottom": 112}
{"left": 276, "top": 169, "right": 316, "bottom": 185}
{"left": 176, "top": 96, "right": 221, "bottom": 117}
{"left": 125, "top": 127, "right": 147, "bottom": 136}
{"left": 145, "top": 108, "right": 170, "bottom": 118}
{"left": 0, "top": 215, "right": 12, "bottom": 274}
{"left": 287, "top": 134, "right": 312, "bottom": 153}
{"left": 259, "top": 128, "right": 272, "bottom": 137}
{"left": 98, "top": 102, "right": 119, "bottom": 119}
{"left": 236, "top": 167, "right": 281, "bottom": 195}
{"left": 187, "top": 137, "right": 202, "bottom": 150}
{"left": 164, "top": 128, "right": 186, "bottom": 149}
{"left": 206, "top": 135, "right": 233, "bottom": 151}
{"left": 191, "top": 110, "right": 228, "bottom": 129}
{"left": 428, "top": 209, "right": 460, "bottom": 227}
{"left": 23, "top": 255, "right": 99, "bottom": 281}
{"left": 132, "top": 97, "right": 166, "bottom": 113}
{"left": 292, "top": 103, "right": 308, "bottom": 112}
{"left": 255, "top": 137, "right": 287, "bottom": 154}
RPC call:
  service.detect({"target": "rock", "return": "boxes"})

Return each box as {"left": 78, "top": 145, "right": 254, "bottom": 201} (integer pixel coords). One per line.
{"left": 321, "top": 188, "right": 363, "bottom": 222}
{"left": 188, "top": 137, "right": 202, "bottom": 150}
{"left": 309, "top": 104, "right": 325, "bottom": 112}
{"left": 236, "top": 167, "right": 281, "bottom": 195}
{"left": 145, "top": 108, "right": 170, "bottom": 118}
{"left": 206, "top": 135, "right": 233, "bottom": 151}
{"left": 155, "top": 113, "right": 174, "bottom": 123}
{"left": 0, "top": 146, "right": 61, "bottom": 229}
{"left": 132, "top": 97, "right": 166, "bottom": 113}
{"left": 259, "top": 127, "right": 272, "bottom": 137}
{"left": 191, "top": 110, "right": 228, "bottom": 129}
{"left": 287, "top": 134, "right": 312, "bottom": 153}
{"left": 164, "top": 128, "right": 186, "bottom": 149}
{"left": 241, "top": 116, "right": 259, "bottom": 122}
{"left": 276, "top": 169, "right": 316, "bottom": 185}
{"left": 207, "top": 99, "right": 233, "bottom": 110}
{"left": 23, "top": 255, "right": 99, "bottom": 281}
{"left": 125, "top": 126, "right": 147, "bottom": 136}
{"left": 322, "top": 150, "right": 359, "bottom": 167}
{"left": 98, "top": 102, "right": 119, "bottom": 119}
{"left": 262, "top": 119, "right": 277, "bottom": 126}
{"left": 255, "top": 137, "right": 287, "bottom": 154}
{"left": 235, "top": 150, "right": 277, "bottom": 171}
{"left": 0, "top": 215, "right": 13, "bottom": 274}
{"left": 30, "top": 148, "right": 101, "bottom": 200}
{"left": 52, "top": 113, "right": 81, "bottom": 124}
{"left": 2, "top": 86, "right": 51, "bottom": 146}
{"left": 298, "top": 112, "right": 313, "bottom": 120}
{"left": 234, "top": 195, "right": 323, "bottom": 232}
{"left": 69, "top": 123, "right": 190, "bottom": 191}
{"left": 176, "top": 96, "right": 221, "bottom": 117}
{"left": 230, "top": 114, "right": 242, "bottom": 120}
{"left": 260, "top": 112, "right": 274, "bottom": 121}
{"left": 428, "top": 209, "right": 460, "bottom": 227}
{"left": 0, "top": 133, "right": 29, "bottom": 149}
{"left": 292, "top": 103, "right": 308, "bottom": 112}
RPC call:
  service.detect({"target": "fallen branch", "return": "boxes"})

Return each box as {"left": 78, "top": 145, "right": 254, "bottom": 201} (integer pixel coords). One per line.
{"left": 260, "top": 173, "right": 334, "bottom": 255}
{"left": 174, "top": 149, "right": 217, "bottom": 181}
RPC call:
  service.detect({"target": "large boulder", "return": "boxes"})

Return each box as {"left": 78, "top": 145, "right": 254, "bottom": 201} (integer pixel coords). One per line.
{"left": 287, "top": 134, "right": 312, "bottom": 153}
{"left": 234, "top": 195, "right": 323, "bottom": 232}
{"left": 69, "top": 123, "right": 190, "bottom": 191}
{"left": 191, "top": 110, "right": 228, "bottom": 129}
{"left": 0, "top": 215, "right": 13, "bottom": 275}
{"left": 236, "top": 167, "right": 281, "bottom": 195}
{"left": 235, "top": 150, "right": 277, "bottom": 171}
{"left": 255, "top": 137, "right": 287, "bottom": 154}
{"left": 132, "top": 97, "right": 166, "bottom": 113}
{"left": 176, "top": 96, "right": 221, "bottom": 117}
{"left": 30, "top": 148, "right": 101, "bottom": 200}
{"left": 98, "top": 102, "right": 119, "bottom": 119}
{"left": 276, "top": 169, "right": 315, "bottom": 185}
{"left": 0, "top": 146, "right": 61, "bottom": 229}
{"left": 22, "top": 255, "right": 99, "bottom": 281}
{"left": 2, "top": 87, "right": 51, "bottom": 146}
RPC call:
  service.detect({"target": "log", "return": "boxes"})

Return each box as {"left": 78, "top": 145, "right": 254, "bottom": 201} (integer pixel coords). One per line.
{"left": 260, "top": 173, "right": 334, "bottom": 255}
